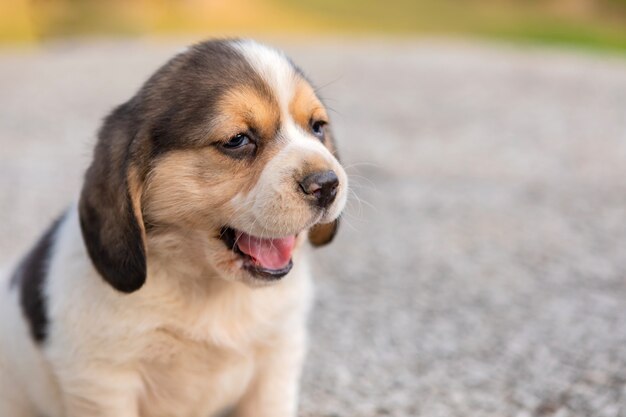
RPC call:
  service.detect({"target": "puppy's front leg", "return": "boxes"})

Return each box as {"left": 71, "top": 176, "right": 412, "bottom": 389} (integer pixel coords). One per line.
{"left": 233, "top": 330, "right": 307, "bottom": 417}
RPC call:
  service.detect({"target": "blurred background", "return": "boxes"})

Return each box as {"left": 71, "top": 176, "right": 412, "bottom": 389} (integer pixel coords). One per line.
{"left": 1, "top": 0, "right": 626, "bottom": 50}
{"left": 0, "top": 0, "right": 625, "bottom": 50}
{"left": 1, "top": 1, "right": 626, "bottom": 417}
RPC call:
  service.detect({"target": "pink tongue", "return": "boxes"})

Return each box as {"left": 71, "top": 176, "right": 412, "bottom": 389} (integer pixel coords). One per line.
{"left": 236, "top": 232, "right": 296, "bottom": 270}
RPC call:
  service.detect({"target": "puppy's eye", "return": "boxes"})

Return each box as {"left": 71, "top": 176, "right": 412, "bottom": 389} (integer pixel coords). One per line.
{"left": 223, "top": 133, "right": 251, "bottom": 149}
{"left": 310, "top": 120, "right": 326, "bottom": 140}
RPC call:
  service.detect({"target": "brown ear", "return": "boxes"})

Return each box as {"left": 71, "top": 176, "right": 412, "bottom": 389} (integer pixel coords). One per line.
{"left": 79, "top": 104, "right": 147, "bottom": 293}
{"left": 308, "top": 219, "right": 339, "bottom": 247}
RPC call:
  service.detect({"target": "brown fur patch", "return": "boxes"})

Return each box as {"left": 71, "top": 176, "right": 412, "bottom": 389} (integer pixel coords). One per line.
{"left": 215, "top": 87, "right": 281, "bottom": 143}
{"left": 289, "top": 77, "right": 339, "bottom": 162}
{"left": 289, "top": 79, "right": 328, "bottom": 134}
{"left": 127, "top": 166, "right": 147, "bottom": 247}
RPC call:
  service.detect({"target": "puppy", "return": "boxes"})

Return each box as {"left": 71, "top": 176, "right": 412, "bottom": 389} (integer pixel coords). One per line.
{"left": 0, "top": 39, "right": 347, "bottom": 417}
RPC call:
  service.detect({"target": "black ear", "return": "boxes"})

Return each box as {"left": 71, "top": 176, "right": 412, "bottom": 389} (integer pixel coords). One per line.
{"left": 79, "top": 105, "right": 147, "bottom": 293}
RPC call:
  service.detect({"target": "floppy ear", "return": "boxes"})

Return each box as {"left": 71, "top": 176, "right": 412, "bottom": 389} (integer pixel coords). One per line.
{"left": 308, "top": 220, "right": 339, "bottom": 247}
{"left": 79, "top": 105, "right": 147, "bottom": 293}
{"left": 308, "top": 128, "right": 341, "bottom": 247}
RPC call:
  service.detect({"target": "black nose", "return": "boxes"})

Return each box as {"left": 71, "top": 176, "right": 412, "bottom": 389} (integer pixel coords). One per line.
{"left": 299, "top": 170, "right": 339, "bottom": 208}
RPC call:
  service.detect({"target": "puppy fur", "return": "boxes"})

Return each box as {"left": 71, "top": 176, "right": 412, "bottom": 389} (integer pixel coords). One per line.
{"left": 0, "top": 39, "right": 347, "bottom": 417}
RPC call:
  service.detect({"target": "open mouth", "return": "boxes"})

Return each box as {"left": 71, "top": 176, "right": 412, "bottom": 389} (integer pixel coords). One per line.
{"left": 220, "top": 227, "right": 296, "bottom": 280}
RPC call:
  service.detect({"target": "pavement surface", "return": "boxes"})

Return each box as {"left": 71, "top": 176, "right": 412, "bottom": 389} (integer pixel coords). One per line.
{"left": 1, "top": 38, "right": 626, "bottom": 417}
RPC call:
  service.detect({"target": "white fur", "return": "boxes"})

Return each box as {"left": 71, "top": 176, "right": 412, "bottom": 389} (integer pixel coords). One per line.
{"left": 232, "top": 40, "right": 298, "bottom": 111}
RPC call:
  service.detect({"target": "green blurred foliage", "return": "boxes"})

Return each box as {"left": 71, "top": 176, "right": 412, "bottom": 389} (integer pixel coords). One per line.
{"left": 275, "top": 0, "right": 626, "bottom": 51}
{"left": 0, "top": 0, "right": 625, "bottom": 52}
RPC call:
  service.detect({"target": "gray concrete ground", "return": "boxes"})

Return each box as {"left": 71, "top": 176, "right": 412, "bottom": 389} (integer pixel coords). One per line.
{"left": 1, "top": 38, "right": 626, "bottom": 417}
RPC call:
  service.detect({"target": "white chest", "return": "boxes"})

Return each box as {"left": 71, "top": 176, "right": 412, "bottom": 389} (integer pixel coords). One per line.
{"left": 130, "top": 269, "right": 312, "bottom": 417}
{"left": 136, "top": 329, "right": 254, "bottom": 417}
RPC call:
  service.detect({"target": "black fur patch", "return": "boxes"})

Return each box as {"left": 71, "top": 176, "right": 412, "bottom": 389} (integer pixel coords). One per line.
{"left": 79, "top": 191, "right": 146, "bottom": 293}
{"left": 10, "top": 213, "right": 65, "bottom": 344}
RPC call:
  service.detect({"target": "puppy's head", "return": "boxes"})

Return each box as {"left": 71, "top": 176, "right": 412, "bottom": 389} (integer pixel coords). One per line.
{"left": 79, "top": 39, "right": 347, "bottom": 292}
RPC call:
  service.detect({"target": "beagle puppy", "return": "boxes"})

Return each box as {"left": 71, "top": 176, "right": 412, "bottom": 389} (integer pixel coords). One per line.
{"left": 0, "top": 39, "right": 347, "bottom": 417}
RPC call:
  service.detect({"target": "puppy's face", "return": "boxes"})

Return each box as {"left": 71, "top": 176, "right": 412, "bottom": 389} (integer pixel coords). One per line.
{"left": 79, "top": 40, "right": 347, "bottom": 290}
